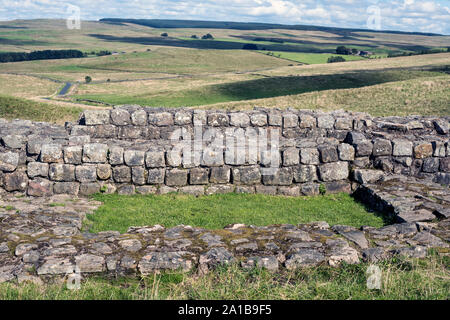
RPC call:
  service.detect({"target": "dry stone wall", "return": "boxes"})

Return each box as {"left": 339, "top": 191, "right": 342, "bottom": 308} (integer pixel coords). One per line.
{"left": 0, "top": 106, "right": 449, "bottom": 198}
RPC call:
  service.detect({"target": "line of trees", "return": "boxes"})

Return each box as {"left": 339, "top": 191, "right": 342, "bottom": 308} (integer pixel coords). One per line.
{"left": 0, "top": 49, "right": 85, "bottom": 63}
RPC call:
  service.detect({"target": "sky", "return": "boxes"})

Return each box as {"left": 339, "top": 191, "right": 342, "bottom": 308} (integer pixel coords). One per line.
{"left": 1, "top": 0, "right": 449, "bottom": 34}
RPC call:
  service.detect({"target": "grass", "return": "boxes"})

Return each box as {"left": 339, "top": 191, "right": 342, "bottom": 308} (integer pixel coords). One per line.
{"left": 86, "top": 193, "right": 386, "bottom": 234}
{"left": 259, "top": 51, "right": 365, "bottom": 64}
{"left": 0, "top": 253, "right": 448, "bottom": 300}
{"left": 0, "top": 94, "right": 82, "bottom": 123}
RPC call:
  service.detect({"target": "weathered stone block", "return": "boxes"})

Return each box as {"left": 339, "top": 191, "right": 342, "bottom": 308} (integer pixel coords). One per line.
{"left": 205, "top": 184, "right": 234, "bottom": 195}
{"left": 317, "top": 115, "right": 334, "bottom": 129}
{"left": 355, "top": 140, "right": 373, "bottom": 157}
{"left": 75, "top": 165, "right": 97, "bottom": 182}
{"left": 124, "top": 150, "right": 145, "bottom": 166}
{"left": 268, "top": 113, "right": 282, "bottom": 126}
{"left": 283, "top": 147, "right": 299, "bottom": 166}
{"left": 69, "top": 135, "right": 90, "bottom": 145}
{"left": 255, "top": 185, "right": 277, "bottom": 195}
{"left": 118, "top": 126, "right": 142, "bottom": 139}
{"left": 83, "top": 143, "right": 108, "bottom": 163}
{"left": 145, "top": 151, "right": 165, "bottom": 168}
{"left": 131, "top": 109, "right": 148, "bottom": 126}
{"left": 283, "top": 113, "right": 298, "bottom": 128}
{"left": 109, "top": 146, "right": 124, "bottom": 165}
{"left": 3, "top": 171, "right": 28, "bottom": 192}
{"left": 165, "top": 169, "right": 188, "bottom": 186}
{"left": 422, "top": 158, "right": 439, "bottom": 173}
{"left": 300, "top": 148, "right": 320, "bottom": 165}
{"left": 193, "top": 110, "right": 207, "bottom": 126}
{"left": 433, "top": 120, "right": 448, "bottom": 135}
{"left": 79, "top": 182, "right": 100, "bottom": 196}
{"left": 262, "top": 167, "right": 292, "bottom": 185}
{"left": 202, "top": 149, "right": 224, "bottom": 167}
{"left": 293, "top": 165, "right": 317, "bottom": 183}
{"left": 352, "top": 169, "right": 384, "bottom": 184}
{"left": 299, "top": 114, "right": 316, "bottom": 128}
{"left": 345, "top": 132, "right": 366, "bottom": 145}
{"left": 110, "top": 108, "right": 131, "bottom": 126}
{"left": 325, "top": 180, "right": 351, "bottom": 194}
{"left": 174, "top": 111, "right": 192, "bottom": 125}
{"left": 27, "top": 178, "right": 53, "bottom": 197}
{"left": 83, "top": 110, "right": 110, "bottom": 125}
{"left": 338, "top": 143, "right": 355, "bottom": 161}
{"left": 278, "top": 186, "right": 300, "bottom": 197}
{"left": 147, "top": 168, "right": 165, "bottom": 184}
{"left": 229, "top": 113, "right": 250, "bottom": 127}
{"left": 1, "top": 135, "right": 24, "bottom": 149}
{"left": 40, "top": 144, "right": 62, "bottom": 163}
{"left": 208, "top": 113, "right": 229, "bottom": 126}
{"left": 318, "top": 162, "right": 349, "bottom": 181}
{"left": 432, "top": 141, "right": 446, "bottom": 157}
{"left": 250, "top": 113, "right": 267, "bottom": 126}
{"left": 180, "top": 185, "right": 205, "bottom": 196}
{"left": 112, "top": 166, "right": 131, "bottom": 183}
{"left": 414, "top": 143, "right": 433, "bottom": 159}
{"left": 136, "top": 185, "right": 157, "bottom": 195}
{"left": 334, "top": 118, "right": 352, "bottom": 130}
{"left": 232, "top": 166, "right": 261, "bottom": 185}
{"left": 210, "top": 166, "right": 230, "bottom": 184}
{"left": 166, "top": 149, "right": 182, "bottom": 167}
{"left": 132, "top": 167, "right": 147, "bottom": 185}
{"left": 372, "top": 139, "right": 392, "bottom": 156}
{"left": 148, "top": 112, "right": 174, "bottom": 126}
{"left": 440, "top": 157, "right": 450, "bottom": 172}
{"left": 49, "top": 164, "right": 75, "bottom": 181}
{"left": 27, "top": 162, "right": 49, "bottom": 178}
{"left": 0, "top": 152, "right": 19, "bottom": 172}
{"left": 53, "top": 182, "right": 79, "bottom": 195}
{"left": 97, "top": 164, "right": 112, "bottom": 180}
{"left": 189, "top": 168, "right": 209, "bottom": 185}
{"left": 318, "top": 146, "right": 338, "bottom": 163}
{"left": 301, "top": 183, "right": 319, "bottom": 196}
{"left": 27, "top": 137, "right": 52, "bottom": 155}
{"left": 392, "top": 140, "right": 413, "bottom": 157}
{"left": 63, "top": 146, "right": 82, "bottom": 164}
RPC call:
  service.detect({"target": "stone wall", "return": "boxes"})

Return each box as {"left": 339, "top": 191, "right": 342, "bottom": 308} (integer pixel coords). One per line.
{"left": 0, "top": 106, "right": 449, "bottom": 197}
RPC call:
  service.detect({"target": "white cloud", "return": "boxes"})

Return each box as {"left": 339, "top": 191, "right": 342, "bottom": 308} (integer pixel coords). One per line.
{"left": 0, "top": 0, "right": 448, "bottom": 34}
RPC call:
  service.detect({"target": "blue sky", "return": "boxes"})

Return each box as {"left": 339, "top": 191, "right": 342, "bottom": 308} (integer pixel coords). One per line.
{"left": 1, "top": 0, "right": 449, "bottom": 34}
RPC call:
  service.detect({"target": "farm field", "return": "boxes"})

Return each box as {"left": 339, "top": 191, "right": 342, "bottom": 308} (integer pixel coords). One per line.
{"left": 0, "top": 19, "right": 449, "bottom": 121}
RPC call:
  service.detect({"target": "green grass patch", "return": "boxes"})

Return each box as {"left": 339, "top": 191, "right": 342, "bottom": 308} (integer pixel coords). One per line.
{"left": 0, "top": 254, "right": 448, "bottom": 300}
{"left": 0, "top": 95, "right": 82, "bottom": 123}
{"left": 87, "top": 193, "right": 385, "bottom": 234}
{"left": 259, "top": 51, "right": 365, "bottom": 64}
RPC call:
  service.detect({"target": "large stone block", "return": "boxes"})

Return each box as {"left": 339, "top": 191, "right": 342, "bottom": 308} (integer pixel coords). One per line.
{"left": 210, "top": 166, "right": 231, "bottom": 184}
{"left": 27, "top": 162, "right": 49, "bottom": 178}
{"left": 355, "top": 140, "right": 373, "bottom": 157}
{"left": 440, "top": 157, "right": 450, "bottom": 172}
{"left": 262, "top": 167, "right": 293, "bottom": 186}
{"left": 293, "top": 165, "right": 317, "bottom": 183}
{"left": 110, "top": 108, "right": 131, "bottom": 126}
{"left": 147, "top": 168, "right": 165, "bottom": 184}
{"left": 392, "top": 140, "right": 413, "bottom": 157}
{"left": 300, "top": 148, "right": 320, "bottom": 165}
{"left": 165, "top": 169, "right": 188, "bottom": 186}
{"left": 83, "top": 143, "right": 108, "bottom": 163}
{"left": 0, "top": 152, "right": 19, "bottom": 172}
{"left": 145, "top": 151, "right": 165, "bottom": 168}
{"left": 268, "top": 113, "right": 282, "bottom": 126}
{"left": 109, "top": 146, "right": 124, "bottom": 165}
{"left": 97, "top": 164, "right": 112, "bottom": 180}
{"left": 414, "top": 143, "right": 433, "bottom": 159}
{"left": 334, "top": 118, "right": 353, "bottom": 130}
{"left": 118, "top": 126, "right": 142, "bottom": 139}
{"left": 208, "top": 113, "right": 229, "bottom": 127}
{"left": 174, "top": 111, "right": 192, "bottom": 125}
{"left": 338, "top": 143, "right": 355, "bottom": 161}
{"left": 352, "top": 169, "right": 384, "bottom": 184}
{"left": 283, "top": 113, "right": 298, "bottom": 128}
{"left": 250, "top": 113, "right": 267, "bottom": 126}
{"left": 132, "top": 167, "right": 147, "bottom": 185}
{"left": 27, "top": 137, "right": 52, "bottom": 155}
{"left": 229, "top": 113, "right": 250, "bottom": 127}
{"left": 83, "top": 110, "right": 110, "bottom": 125}
{"left": 318, "top": 146, "right": 338, "bottom": 163}
{"left": 27, "top": 178, "right": 53, "bottom": 197}
{"left": 40, "top": 144, "right": 62, "bottom": 163}
{"left": 75, "top": 165, "right": 97, "bottom": 182}
{"left": 202, "top": 149, "right": 224, "bottom": 167}
{"left": 422, "top": 158, "right": 439, "bottom": 173}
{"left": 3, "top": 171, "right": 28, "bottom": 192}
{"left": 317, "top": 115, "right": 334, "bottom": 129}
{"left": 53, "top": 182, "right": 79, "bottom": 195}
{"left": 299, "top": 114, "right": 316, "bottom": 128}
{"left": 372, "top": 139, "right": 392, "bottom": 156}
{"left": 1, "top": 135, "right": 25, "bottom": 149}
{"left": 148, "top": 112, "right": 174, "bottom": 126}
{"left": 318, "top": 162, "right": 349, "bottom": 181}
{"left": 131, "top": 109, "right": 148, "bottom": 126}
{"left": 49, "top": 164, "right": 75, "bottom": 182}
{"left": 63, "top": 146, "right": 82, "bottom": 164}
{"left": 124, "top": 150, "right": 145, "bottom": 166}
{"left": 189, "top": 168, "right": 209, "bottom": 185}
{"left": 79, "top": 182, "right": 101, "bottom": 196}
{"left": 112, "top": 166, "right": 131, "bottom": 183}
{"left": 232, "top": 166, "right": 261, "bottom": 185}
{"left": 283, "top": 147, "right": 299, "bottom": 166}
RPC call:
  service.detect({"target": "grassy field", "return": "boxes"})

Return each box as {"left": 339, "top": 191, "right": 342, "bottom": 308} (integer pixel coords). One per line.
{"left": 86, "top": 193, "right": 386, "bottom": 234}
{"left": 0, "top": 19, "right": 449, "bottom": 120}
{"left": 0, "top": 95, "right": 82, "bottom": 123}
{"left": 258, "top": 51, "right": 365, "bottom": 64}
{"left": 1, "top": 253, "right": 448, "bottom": 300}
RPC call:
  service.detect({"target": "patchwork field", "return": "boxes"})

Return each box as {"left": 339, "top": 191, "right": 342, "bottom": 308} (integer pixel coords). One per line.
{"left": 0, "top": 19, "right": 449, "bottom": 121}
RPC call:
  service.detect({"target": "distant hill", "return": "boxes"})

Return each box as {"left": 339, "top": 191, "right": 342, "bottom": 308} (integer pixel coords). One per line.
{"left": 99, "top": 18, "right": 443, "bottom": 37}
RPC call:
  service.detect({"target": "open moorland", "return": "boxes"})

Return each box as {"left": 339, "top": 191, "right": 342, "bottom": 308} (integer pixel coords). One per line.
{"left": 0, "top": 19, "right": 449, "bottom": 123}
